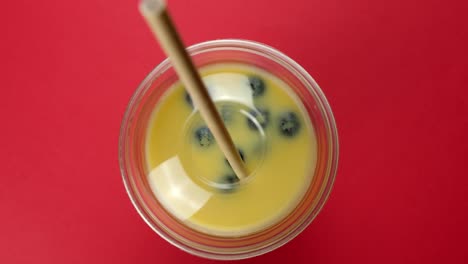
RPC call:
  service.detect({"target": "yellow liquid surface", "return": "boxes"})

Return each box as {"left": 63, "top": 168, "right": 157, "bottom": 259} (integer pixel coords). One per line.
{"left": 145, "top": 64, "right": 317, "bottom": 236}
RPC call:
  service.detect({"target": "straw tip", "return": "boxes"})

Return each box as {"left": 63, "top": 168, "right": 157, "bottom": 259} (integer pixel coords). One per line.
{"left": 139, "top": 0, "right": 165, "bottom": 13}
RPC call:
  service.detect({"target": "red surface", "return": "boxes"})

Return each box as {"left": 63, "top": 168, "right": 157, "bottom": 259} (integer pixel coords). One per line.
{"left": 1, "top": 0, "right": 467, "bottom": 263}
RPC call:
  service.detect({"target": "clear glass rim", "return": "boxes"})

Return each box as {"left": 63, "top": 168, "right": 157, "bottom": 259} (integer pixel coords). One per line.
{"left": 119, "top": 39, "right": 339, "bottom": 260}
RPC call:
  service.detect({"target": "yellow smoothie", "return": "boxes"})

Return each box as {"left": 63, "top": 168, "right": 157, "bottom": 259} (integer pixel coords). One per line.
{"left": 145, "top": 63, "right": 317, "bottom": 236}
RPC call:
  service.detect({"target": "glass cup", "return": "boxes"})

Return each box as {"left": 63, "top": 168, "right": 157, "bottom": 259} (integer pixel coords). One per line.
{"left": 119, "top": 39, "right": 339, "bottom": 260}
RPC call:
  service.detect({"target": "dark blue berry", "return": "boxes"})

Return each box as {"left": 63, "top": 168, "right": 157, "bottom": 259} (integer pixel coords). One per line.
{"left": 194, "top": 126, "right": 214, "bottom": 147}
{"left": 219, "top": 105, "right": 233, "bottom": 124}
{"left": 247, "top": 108, "right": 270, "bottom": 130}
{"left": 184, "top": 91, "right": 193, "bottom": 108}
{"left": 218, "top": 174, "right": 239, "bottom": 193}
{"left": 225, "top": 148, "right": 245, "bottom": 168}
{"left": 248, "top": 76, "right": 266, "bottom": 97}
{"left": 278, "top": 112, "right": 301, "bottom": 137}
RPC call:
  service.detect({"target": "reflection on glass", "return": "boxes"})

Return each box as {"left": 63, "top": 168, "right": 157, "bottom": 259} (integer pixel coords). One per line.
{"left": 148, "top": 156, "right": 212, "bottom": 220}
{"left": 203, "top": 73, "right": 254, "bottom": 106}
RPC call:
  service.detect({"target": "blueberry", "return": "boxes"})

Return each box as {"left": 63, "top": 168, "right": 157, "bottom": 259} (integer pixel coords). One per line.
{"left": 248, "top": 76, "right": 266, "bottom": 97}
{"left": 225, "top": 148, "right": 245, "bottom": 168}
{"left": 184, "top": 91, "right": 193, "bottom": 108}
{"left": 217, "top": 174, "right": 239, "bottom": 193}
{"left": 247, "top": 108, "right": 270, "bottom": 130}
{"left": 194, "top": 126, "right": 214, "bottom": 147}
{"left": 278, "top": 112, "right": 301, "bottom": 137}
{"left": 219, "top": 105, "right": 233, "bottom": 124}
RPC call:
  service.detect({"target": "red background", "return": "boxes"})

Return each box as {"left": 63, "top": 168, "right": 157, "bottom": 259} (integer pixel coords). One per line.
{"left": 1, "top": 0, "right": 467, "bottom": 263}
